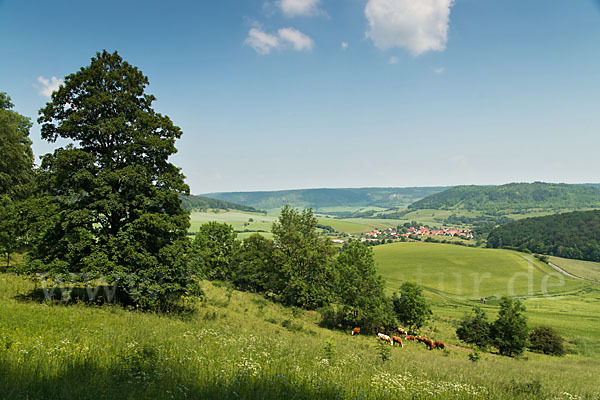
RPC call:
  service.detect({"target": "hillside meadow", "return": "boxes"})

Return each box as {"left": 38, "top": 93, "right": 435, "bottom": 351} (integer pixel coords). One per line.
{"left": 1, "top": 272, "right": 598, "bottom": 400}
{"left": 373, "top": 242, "right": 600, "bottom": 354}
{"left": 548, "top": 256, "right": 600, "bottom": 282}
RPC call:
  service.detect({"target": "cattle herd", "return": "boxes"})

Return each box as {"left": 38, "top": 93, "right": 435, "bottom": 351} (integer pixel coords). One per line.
{"left": 351, "top": 327, "right": 446, "bottom": 351}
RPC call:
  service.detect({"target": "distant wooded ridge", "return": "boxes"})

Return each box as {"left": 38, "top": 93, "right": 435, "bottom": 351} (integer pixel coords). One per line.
{"left": 487, "top": 209, "right": 600, "bottom": 262}
{"left": 199, "top": 183, "right": 600, "bottom": 216}
{"left": 200, "top": 187, "right": 450, "bottom": 210}
{"left": 180, "top": 195, "right": 264, "bottom": 213}
{"left": 408, "top": 182, "right": 600, "bottom": 215}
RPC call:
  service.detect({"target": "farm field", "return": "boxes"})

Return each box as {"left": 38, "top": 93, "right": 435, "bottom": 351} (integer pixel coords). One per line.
{"left": 548, "top": 256, "right": 600, "bottom": 282}
{"left": 374, "top": 242, "right": 588, "bottom": 299}
{"left": 1, "top": 272, "right": 599, "bottom": 400}
{"left": 189, "top": 210, "right": 276, "bottom": 234}
{"left": 373, "top": 242, "right": 600, "bottom": 354}
{"left": 189, "top": 210, "right": 395, "bottom": 236}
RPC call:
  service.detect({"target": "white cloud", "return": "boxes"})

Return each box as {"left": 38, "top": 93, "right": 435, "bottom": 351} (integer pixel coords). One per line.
{"left": 245, "top": 28, "right": 280, "bottom": 55}
{"left": 365, "top": 0, "right": 454, "bottom": 56}
{"left": 341, "top": 42, "right": 349, "bottom": 50}
{"left": 277, "top": 0, "right": 322, "bottom": 17}
{"left": 245, "top": 27, "right": 313, "bottom": 54}
{"left": 433, "top": 66, "right": 445, "bottom": 74}
{"left": 389, "top": 56, "right": 399, "bottom": 64}
{"left": 277, "top": 27, "right": 314, "bottom": 51}
{"left": 35, "top": 76, "right": 63, "bottom": 97}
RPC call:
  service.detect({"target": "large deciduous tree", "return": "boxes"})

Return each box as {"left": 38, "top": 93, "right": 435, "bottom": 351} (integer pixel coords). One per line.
{"left": 31, "top": 50, "right": 192, "bottom": 308}
{"left": 0, "top": 92, "right": 34, "bottom": 198}
{"left": 0, "top": 92, "right": 34, "bottom": 267}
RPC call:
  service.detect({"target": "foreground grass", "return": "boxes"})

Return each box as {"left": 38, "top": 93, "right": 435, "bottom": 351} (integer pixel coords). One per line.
{"left": 1, "top": 273, "right": 598, "bottom": 399}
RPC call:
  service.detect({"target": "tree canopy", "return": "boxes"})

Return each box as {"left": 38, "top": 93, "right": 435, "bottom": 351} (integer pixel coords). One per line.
{"left": 29, "top": 50, "right": 192, "bottom": 308}
{"left": 392, "top": 281, "right": 432, "bottom": 332}
{"left": 0, "top": 91, "right": 34, "bottom": 199}
{"left": 0, "top": 92, "right": 35, "bottom": 267}
{"left": 491, "top": 296, "right": 529, "bottom": 357}
{"left": 487, "top": 210, "right": 600, "bottom": 262}
{"left": 271, "top": 205, "right": 336, "bottom": 309}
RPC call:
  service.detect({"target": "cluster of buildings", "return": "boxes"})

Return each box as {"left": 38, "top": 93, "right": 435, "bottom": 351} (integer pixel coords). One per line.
{"left": 364, "top": 226, "right": 474, "bottom": 240}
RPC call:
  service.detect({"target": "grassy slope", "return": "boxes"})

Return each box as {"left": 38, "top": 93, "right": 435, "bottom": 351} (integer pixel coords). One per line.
{"left": 373, "top": 242, "right": 600, "bottom": 349}
{"left": 189, "top": 210, "right": 277, "bottom": 233}
{"left": 548, "top": 256, "right": 600, "bottom": 282}
{"left": 189, "top": 210, "right": 385, "bottom": 236}
{"left": 0, "top": 273, "right": 598, "bottom": 400}
{"left": 374, "top": 242, "right": 587, "bottom": 298}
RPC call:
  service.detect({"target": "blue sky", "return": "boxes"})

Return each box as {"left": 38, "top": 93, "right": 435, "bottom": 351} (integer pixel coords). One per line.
{"left": 1, "top": 0, "right": 599, "bottom": 194}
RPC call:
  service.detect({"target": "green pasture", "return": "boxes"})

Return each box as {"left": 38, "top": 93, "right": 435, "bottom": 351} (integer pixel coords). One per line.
{"left": 374, "top": 242, "right": 600, "bottom": 355}
{"left": 548, "top": 256, "right": 600, "bottom": 282}
{"left": 189, "top": 210, "right": 277, "bottom": 233}
{"left": 0, "top": 273, "right": 598, "bottom": 399}
{"left": 374, "top": 242, "right": 588, "bottom": 299}
{"left": 316, "top": 217, "right": 374, "bottom": 234}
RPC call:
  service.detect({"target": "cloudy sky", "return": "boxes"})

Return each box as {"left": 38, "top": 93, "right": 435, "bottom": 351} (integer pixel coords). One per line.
{"left": 1, "top": 0, "right": 599, "bottom": 194}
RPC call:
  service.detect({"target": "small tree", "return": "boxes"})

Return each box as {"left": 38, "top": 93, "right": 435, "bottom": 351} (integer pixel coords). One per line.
{"left": 271, "top": 206, "right": 336, "bottom": 309}
{"left": 491, "top": 296, "right": 529, "bottom": 357}
{"left": 193, "top": 222, "right": 240, "bottom": 281}
{"left": 233, "top": 233, "right": 275, "bottom": 293}
{"left": 333, "top": 242, "right": 391, "bottom": 329}
{"left": 456, "top": 306, "right": 491, "bottom": 350}
{"left": 529, "top": 326, "right": 565, "bottom": 356}
{"left": 392, "top": 281, "right": 432, "bottom": 332}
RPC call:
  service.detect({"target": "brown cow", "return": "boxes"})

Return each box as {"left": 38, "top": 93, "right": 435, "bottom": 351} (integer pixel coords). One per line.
{"left": 351, "top": 327, "right": 361, "bottom": 336}
{"left": 423, "top": 338, "right": 434, "bottom": 350}
{"left": 396, "top": 327, "right": 407, "bottom": 335}
{"left": 433, "top": 341, "right": 446, "bottom": 350}
{"left": 392, "top": 336, "right": 404, "bottom": 347}
{"left": 377, "top": 333, "right": 393, "bottom": 346}
{"left": 404, "top": 335, "right": 415, "bottom": 341}
{"left": 415, "top": 336, "right": 425, "bottom": 343}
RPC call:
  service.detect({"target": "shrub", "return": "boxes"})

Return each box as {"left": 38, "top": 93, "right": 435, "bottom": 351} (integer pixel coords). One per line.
{"left": 491, "top": 296, "right": 529, "bottom": 357}
{"left": 456, "top": 306, "right": 491, "bottom": 350}
{"left": 529, "top": 326, "right": 565, "bottom": 356}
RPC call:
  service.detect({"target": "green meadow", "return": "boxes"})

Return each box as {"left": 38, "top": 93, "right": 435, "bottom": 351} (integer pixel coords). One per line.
{"left": 189, "top": 210, "right": 277, "bottom": 234}
{"left": 548, "top": 256, "right": 600, "bottom": 282}
{"left": 1, "top": 272, "right": 599, "bottom": 400}
{"left": 374, "top": 242, "right": 587, "bottom": 299}
{"left": 373, "top": 242, "right": 600, "bottom": 355}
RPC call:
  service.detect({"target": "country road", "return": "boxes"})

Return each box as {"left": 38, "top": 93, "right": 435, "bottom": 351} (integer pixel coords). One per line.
{"left": 547, "top": 262, "right": 587, "bottom": 281}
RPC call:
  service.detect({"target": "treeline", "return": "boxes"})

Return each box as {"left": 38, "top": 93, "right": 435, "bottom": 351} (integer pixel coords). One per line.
{"left": 487, "top": 210, "right": 600, "bottom": 262}
{"left": 202, "top": 187, "right": 448, "bottom": 211}
{"left": 179, "top": 195, "right": 263, "bottom": 213}
{"left": 409, "top": 182, "right": 600, "bottom": 215}
{"left": 446, "top": 213, "right": 513, "bottom": 227}
{"left": 192, "top": 205, "right": 428, "bottom": 331}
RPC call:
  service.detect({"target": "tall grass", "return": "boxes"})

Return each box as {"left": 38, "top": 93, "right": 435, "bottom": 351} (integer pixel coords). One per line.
{"left": 0, "top": 272, "right": 598, "bottom": 399}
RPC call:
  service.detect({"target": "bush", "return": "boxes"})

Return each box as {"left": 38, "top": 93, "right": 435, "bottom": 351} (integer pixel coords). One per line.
{"left": 491, "top": 296, "right": 529, "bottom": 357}
{"left": 456, "top": 306, "right": 491, "bottom": 350}
{"left": 529, "top": 326, "right": 565, "bottom": 356}
{"left": 391, "top": 282, "right": 432, "bottom": 332}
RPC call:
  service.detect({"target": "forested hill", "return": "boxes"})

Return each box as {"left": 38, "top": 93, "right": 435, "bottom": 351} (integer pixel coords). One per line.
{"left": 180, "top": 195, "right": 263, "bottom": 213}
{"left": 201, "top": 187, "right": 449, "bottom": 210}
{"left": 487, "top": 210, "right": 600, "bottom": 262}
{"left": 408, "top": 182, "right": 600, "bottom": 215}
